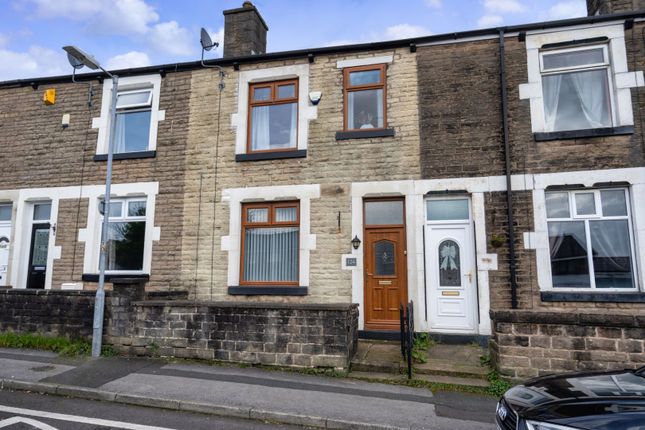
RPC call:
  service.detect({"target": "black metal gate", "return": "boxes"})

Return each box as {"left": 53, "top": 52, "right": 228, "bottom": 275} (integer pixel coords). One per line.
{"left": 399, "top": 301, "right": 414, "bottom": 379}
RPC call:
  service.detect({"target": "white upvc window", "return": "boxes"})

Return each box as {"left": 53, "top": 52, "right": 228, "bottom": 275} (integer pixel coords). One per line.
{"left": 100, "top": 198, "right": 147, "bottom": 273}
{"left": 93, "top": 74, "right": 164, "bottom": 156}
{"left": 520, "top": 24, "right": 645, "bottom": 134}
{"left": 545, "top": 188, "right": 638, "bottom": 291}
{"left": 540, "top": 44, "right": 615, "bottom": 132}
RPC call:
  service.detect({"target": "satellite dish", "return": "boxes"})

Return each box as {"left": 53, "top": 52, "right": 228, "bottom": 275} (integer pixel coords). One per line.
{"left": 200, "top": 28, "right": 217, "bottom": 51}
{"left": 67, "top": 52, "right": 84, "bottom": 69}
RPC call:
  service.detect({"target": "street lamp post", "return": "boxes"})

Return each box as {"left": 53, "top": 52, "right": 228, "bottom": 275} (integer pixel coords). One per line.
{"left": 63, "top": 46, "right": 119, "bottom": 358}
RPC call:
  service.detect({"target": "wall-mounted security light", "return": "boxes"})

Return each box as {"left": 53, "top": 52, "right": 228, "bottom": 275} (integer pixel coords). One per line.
{"left": 309, "top": 91, "right": 322, "bottom": 105}
{"left": 351, "top": 235, "right": 362, "bottom": 250}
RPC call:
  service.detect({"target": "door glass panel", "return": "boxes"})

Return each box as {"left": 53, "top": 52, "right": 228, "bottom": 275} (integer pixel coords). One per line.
{"left": 374, "top": 240, "right": 395, "bottom": 276}
{"left": 32, "top": 229, "right": 49, "bottom": 266}
{"left": 426, "top": 199, "right": 469, "bottom": 221}
{"left": 548, "top": 221, "right": 591, "bottom": 288}
{"left": 600, "top": 190, "right": 627, "bottom": 216}
{"left": 575, "top": 193, "right": 596, "bottom": 215}
{"left": 33, "top": 203, "right": 51, "bottom": 221}
{"left": 439, "top": 240, "right": 461, "bottom": 286}
{"left": 365, "top": 201, "right": 404, "bottom": 225}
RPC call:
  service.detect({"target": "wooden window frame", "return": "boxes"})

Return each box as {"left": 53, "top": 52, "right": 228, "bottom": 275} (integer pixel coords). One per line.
{"left": 247, "top": 79, "right": 299, "bottom": 154}
{"left": 240, "top": 200, "right": 300, "bottom": 286}
{"left": 343, "top": 64, "right": 387, "bottom": 131}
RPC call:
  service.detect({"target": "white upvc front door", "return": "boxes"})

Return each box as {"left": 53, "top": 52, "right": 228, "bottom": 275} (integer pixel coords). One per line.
{"left": 424, "top": 196, "right": 478, "bottom": 333}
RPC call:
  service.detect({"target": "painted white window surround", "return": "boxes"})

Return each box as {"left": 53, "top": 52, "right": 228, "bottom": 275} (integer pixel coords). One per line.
{"left": 0, "top": 182, "right": 159, "bottom": 289}
{"left": 221, "top": 184, "right": 320, "bottom": 287}
{"left": 92, "top": 74, "right": 165, "bottom": 154}
{"left": 523, "top": 168, "right": 645, "bottom": 293}
{"left": 231, "top": 64, "right": 317, "bottom": 155}
{"left": 519, "top": 23, "right": 644, "bottom": 133}
{"left": 350, "top": 180, "right": 497, "bottom": 335}
{"left": 336, "top": 54, "right": 394, "bottom": 69}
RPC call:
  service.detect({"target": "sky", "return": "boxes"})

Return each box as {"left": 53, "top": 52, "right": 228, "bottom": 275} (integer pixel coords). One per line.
{"left": 0, "top": 0, "right": 588, "bottom": 81}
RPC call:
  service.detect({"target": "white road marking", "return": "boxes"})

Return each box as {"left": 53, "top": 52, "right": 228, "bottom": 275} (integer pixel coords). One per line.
{"left": 0, "top": 416, "right": 59, "bottom": 429}
{"left": 0, "top": 405, "right": 178, "bottom": 430}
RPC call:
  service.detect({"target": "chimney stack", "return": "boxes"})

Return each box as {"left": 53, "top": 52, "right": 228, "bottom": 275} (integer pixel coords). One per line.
{"left": 223, "top": 1, "right": 268, "bottom": 58}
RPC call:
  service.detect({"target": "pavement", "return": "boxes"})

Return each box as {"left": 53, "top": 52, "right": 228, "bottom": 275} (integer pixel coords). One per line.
{"left": 0, "top": 347, "right": 497, "bottom": 430}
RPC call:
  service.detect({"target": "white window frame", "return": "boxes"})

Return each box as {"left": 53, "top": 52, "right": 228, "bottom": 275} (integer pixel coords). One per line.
{"left": 519, "top": 23, "right": 645, "bottom": 133}
{"left": 96, "top": 197, "right": 148, "bottom": 275}
{"left": 545, "top": 188, "right": 638, "bottom": 292}
{"left": 231, "top": 64, "right": 317, "bottom": 155}
{"left": 425, "top": 196, "right": 472, "bottom": 225}
{"left": 92, "top": 74, "right": 165, "bottom": 155}
{"left": 539, "top": 44, "right": 617, "bottom": 131}
{"left": 116, "top": 89, "right": 153, "bottom": 110}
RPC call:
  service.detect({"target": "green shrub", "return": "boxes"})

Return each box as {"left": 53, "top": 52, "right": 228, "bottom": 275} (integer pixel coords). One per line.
{"left": 0, "top": 332, "right": 115, "bottom": 357}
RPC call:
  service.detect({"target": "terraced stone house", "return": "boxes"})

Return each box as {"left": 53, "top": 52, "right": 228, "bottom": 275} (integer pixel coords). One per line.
{"left": 0, "top": 0, "right": 643, "bottom": 374}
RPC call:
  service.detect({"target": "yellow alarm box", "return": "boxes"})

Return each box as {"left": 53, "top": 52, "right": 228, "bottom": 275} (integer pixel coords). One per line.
{"left": 43, "top": 88, "right": 56, "bottom": 105}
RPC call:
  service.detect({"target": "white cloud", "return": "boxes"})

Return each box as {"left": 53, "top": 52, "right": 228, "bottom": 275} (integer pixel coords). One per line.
{"left": 477, "top": 14, "right": 504, "bottom": 27}
{"left": 149, "top": 21, "right": 193, "bottom": 56}
{"left": 548, "top": 0, "right": 586, "bottom": 19}
{"left": 383, "top": 23, "right": 430, "bottom": 39}
{"left": 483, "top": 0, "right": 526, "bottom": 13}
{"left": 106, "top": 51, "right": 151, "bottom": 70}
{"left": 425, "top": 0, "right": 442, "bottom": 8}
{"left": 30, "top": 0, "right": 159, "bottom": 35}
{"left": 0, "top": 45, "right": 69, "bottom": 81}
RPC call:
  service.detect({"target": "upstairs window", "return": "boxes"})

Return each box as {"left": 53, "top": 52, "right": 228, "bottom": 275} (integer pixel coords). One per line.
{"left": 545, "top": 189, "right": 636, "bottom": 290}
{"left": 241, "top": 201, "right": 299, "bottom": 285}
{"left": 540, "top": 45, "right": 613, "bottom": 132}
{"left": 248, "top": 79, "right": 298, "bottom": 153}
{"left": 343, "top": 64, "right": 386, "bottom": 130}
{"left": 114, "top": 89, "right": 153, "bottom": 154}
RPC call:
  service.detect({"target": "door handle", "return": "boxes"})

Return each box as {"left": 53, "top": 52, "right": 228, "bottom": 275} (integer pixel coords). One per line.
{"left": 366, "top": 272, "right": 373, "bottom": 277}
{"left": 465, "top": 272, "right": 473, "bottom": 283}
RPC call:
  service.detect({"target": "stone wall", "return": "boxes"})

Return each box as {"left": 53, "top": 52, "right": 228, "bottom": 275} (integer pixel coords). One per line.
{"left": 107, "top": 288, "right": 359, "bottom": 369}
{"left": 491, "top": 310, "right": 645, "bottom": 379}
{"left": 181, "top": 48, "right": 421, "bottom": 301}
{"left": 0, "top": 288, "right": 95, "bottom": 339}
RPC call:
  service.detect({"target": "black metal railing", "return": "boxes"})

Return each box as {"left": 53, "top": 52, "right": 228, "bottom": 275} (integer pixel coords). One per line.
{"left": 399, "top": 300, "right": 414, "bottom": 379}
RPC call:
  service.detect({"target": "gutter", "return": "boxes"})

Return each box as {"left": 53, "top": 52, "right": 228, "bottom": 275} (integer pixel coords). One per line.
{"left": 499, "top": 29, "right": 519, "bottom": 309}
{"left": 2, "top": 10, "right": 645, "bottom": 88}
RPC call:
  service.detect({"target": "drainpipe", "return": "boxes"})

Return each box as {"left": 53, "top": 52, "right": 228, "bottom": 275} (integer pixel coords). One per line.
{"left": 499, "top": 29, "right": 519, "bottom": 309}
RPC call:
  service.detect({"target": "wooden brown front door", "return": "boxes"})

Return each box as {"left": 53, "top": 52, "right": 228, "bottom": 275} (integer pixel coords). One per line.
{"left": 363, "top": 198, "right": 407, "bottom": 331}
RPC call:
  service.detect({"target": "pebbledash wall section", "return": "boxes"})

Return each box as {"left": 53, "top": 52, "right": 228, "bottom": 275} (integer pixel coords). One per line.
{"left": 0, "top": 281, "right": 359, "bottom": 369}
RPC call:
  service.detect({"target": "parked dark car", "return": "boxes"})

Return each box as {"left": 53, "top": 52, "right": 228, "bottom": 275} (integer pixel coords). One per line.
{"left": 496, "top": 366, "right": 645, "bottom": 430}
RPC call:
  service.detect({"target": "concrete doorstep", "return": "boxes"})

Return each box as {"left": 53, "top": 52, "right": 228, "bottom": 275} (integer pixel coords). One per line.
{"left": 0, "top": 378, "right": 407, "bottom": 430}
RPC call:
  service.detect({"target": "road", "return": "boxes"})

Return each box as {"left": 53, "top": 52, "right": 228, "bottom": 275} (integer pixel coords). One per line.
{"left": 0, "top": 390, "right": 305, "bottom": 429}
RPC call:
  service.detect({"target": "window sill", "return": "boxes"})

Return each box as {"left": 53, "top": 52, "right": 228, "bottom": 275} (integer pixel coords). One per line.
{"left": 228, "top": 286, "right": 308, "bottom": 296}
{"left": 534, "top": 126, "right": 634, "bottom": 142}
{"left": 82, "top": 273, "right": 150, "bottom": 282}
{"left": 541, "top": 291, "right": 645, "bottom": 303}
{"left": 235, "top": 150, "right": 307, "bottom": 162}
{"left": 335, "top": 128, "right": 395, "bottom": 141}
{"left": 94, "top": 150, "right": 156, "bottom": 161}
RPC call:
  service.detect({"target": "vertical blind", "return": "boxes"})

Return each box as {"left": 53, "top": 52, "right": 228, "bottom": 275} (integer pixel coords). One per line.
{"left": 243, "top": 227, "right": 299, "bottom": 282}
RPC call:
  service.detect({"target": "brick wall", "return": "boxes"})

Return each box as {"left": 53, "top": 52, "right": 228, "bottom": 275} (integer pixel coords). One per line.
{"left": 491, "top": 310, "right": 645, "bottom": 379}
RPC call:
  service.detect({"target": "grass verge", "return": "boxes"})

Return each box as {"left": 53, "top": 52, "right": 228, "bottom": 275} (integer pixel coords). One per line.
{"left": 0, "top": 332, "right": 117, "bottom": 357}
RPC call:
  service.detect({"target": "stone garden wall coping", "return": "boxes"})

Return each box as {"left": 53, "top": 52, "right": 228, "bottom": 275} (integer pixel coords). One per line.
{"left": 491, "top": 309, "right": 645, "bottom": 328}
